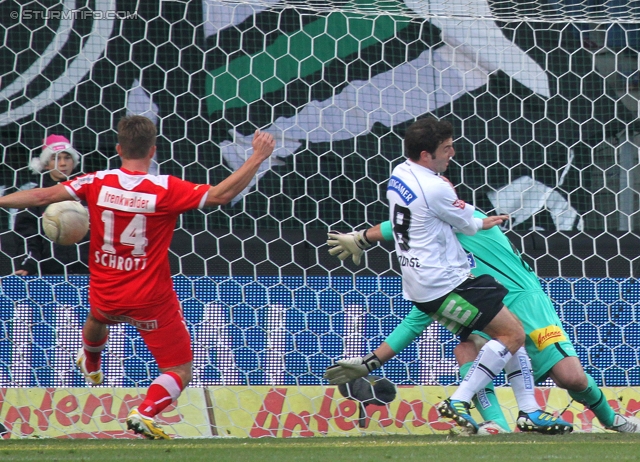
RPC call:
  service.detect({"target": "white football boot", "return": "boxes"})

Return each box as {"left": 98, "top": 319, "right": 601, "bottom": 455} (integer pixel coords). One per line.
{"left": 476, "top": 420, "right": 510, "bottom": 436}
{"left": 607, "top": 414, "right": 640, "bottom": 433}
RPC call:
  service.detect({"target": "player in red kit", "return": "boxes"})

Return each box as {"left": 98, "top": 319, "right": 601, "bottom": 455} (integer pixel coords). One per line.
{"left": 0, "top": 116, "right": 275, "bottom": 439}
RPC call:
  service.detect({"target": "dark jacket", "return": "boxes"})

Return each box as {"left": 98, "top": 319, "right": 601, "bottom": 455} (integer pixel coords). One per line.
{"left": 14, "top": 174, "right": 89, "bottom": 275}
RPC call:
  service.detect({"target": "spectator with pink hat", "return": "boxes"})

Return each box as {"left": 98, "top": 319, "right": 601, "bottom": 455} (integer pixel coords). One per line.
{"left": 28, "top": 135, "right": 81, "bottom": 176}
{"left": 14, "top": 135, "right": 88, "bottom": 275}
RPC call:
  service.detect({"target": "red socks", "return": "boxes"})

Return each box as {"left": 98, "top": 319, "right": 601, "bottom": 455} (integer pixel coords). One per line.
{"left": 82, "top": 334, "right": 107, "bottom": 373}
{"left": 138, "top": 372, "right": 184, "bottom": 418}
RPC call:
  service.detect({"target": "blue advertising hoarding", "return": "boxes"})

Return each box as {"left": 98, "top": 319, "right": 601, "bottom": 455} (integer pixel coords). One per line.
{"left": 0, "top": 275, "right": 638, "bottom": 388}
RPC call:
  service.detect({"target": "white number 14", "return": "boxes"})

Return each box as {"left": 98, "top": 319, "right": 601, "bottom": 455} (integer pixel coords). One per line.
{"left": 101, "top": 210, "right": 148, "bottom": 256}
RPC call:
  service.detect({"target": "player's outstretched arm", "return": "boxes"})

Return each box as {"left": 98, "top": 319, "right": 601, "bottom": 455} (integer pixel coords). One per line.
{"left": 323, "top": 307, "right": 433, "bottom": 384}
{"left": 481, "top": 215, "right": 509, "bottom": 229}
{"left": 323, "top": 344, "right": 391, "bottom": 385}
{"left": 0, "top": 184, "right": 72, "bottom": 210}
{"left": 205, "top": 130, "right": 275, "bottom": 207}
{"left": 324, "top": 224, "right": 433, "bottom": 384}
{"left": 326, "top": 224, "right": 385, "bottom": 265}
{"left": 328, "top": 215, "right": 508, "bottom": 265}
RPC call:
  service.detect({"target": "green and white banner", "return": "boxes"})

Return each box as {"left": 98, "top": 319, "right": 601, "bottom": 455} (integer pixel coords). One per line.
{"left": 1, "top": 0, "right": 638, "bottom": 234}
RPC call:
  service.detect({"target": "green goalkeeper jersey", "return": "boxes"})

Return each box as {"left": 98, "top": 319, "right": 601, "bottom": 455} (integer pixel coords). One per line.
{"left": 381, "top": 211, "right": 576, "bottom": 381}
{"left": 382, "top": 210, "right": 539, "bottom": 305}
{"left": 456, "top": 212, "right": 542, "bottom": 296}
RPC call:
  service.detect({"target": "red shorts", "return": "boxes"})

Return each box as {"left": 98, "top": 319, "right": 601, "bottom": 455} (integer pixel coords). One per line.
{"left": 91, "top": 296, "right": 193, "bottom": 369}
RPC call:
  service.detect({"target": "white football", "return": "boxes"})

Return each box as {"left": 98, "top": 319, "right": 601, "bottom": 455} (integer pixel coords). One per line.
{"left": 42, "top": 201, "right": 89, "bottom": 246}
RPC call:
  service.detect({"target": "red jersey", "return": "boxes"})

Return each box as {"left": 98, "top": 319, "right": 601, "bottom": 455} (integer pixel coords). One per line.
{"left": 64, "top": 168, "right": 209, "bottom": 310}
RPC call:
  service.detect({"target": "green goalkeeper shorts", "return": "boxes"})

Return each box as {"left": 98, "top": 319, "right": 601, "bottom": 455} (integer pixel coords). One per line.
{"left": 472, "top": 290, "right": 577, "bottom": 383}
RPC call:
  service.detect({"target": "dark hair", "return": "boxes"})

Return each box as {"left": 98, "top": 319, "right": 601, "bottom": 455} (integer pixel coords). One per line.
{"left": 404, "top": 117, "right": 453, "bottom": 161}
{"left": 117, "top": 116, "right": 157, "bottom": 159}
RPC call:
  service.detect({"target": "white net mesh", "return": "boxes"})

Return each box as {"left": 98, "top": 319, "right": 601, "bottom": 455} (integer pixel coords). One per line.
{"left": 1, "top": 0, "right": 640, "bottom": 437}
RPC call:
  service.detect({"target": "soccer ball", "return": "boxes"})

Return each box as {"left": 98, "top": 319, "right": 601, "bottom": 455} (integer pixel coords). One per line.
{"left": 42, "top": 201, "right": 89, "bottom": 245}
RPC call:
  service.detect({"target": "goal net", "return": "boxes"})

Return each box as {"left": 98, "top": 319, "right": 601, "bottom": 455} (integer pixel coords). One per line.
{"left": 0, "top": 0, "right": 639, "bottom": 438}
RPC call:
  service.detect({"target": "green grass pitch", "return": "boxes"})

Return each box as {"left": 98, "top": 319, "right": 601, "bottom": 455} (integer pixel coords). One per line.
{"left": 2, "top": 433, "right": 640, "bottom": 461}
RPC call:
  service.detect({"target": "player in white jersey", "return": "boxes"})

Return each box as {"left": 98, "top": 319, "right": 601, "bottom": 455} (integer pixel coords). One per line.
{"left": 327, "top": 117, "right": 571, "bottom": 434}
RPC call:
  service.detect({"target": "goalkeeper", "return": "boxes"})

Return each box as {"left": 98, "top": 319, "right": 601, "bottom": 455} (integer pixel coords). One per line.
{"left": 325, "top": 212, "right": 640, "bottom": 433}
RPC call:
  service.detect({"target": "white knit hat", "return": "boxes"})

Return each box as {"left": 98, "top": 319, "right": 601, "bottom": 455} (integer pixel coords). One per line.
{"left": 29, "top": 134, "right": 81, "bottom": 173}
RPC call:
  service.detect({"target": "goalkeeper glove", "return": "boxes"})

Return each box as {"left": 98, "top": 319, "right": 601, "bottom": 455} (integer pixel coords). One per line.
{"left": 327, "top": 230, "right": 372, "bottom": 266}
{"left": 323, "top": 352, "right": 383, "bottom": 385}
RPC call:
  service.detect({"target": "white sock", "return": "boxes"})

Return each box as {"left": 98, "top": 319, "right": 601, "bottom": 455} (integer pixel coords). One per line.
{"left": 505, "top": 347, "right": 539, "bottom": 413}
{"left": 451, "top": 339, "right": 512, "bottom": 403}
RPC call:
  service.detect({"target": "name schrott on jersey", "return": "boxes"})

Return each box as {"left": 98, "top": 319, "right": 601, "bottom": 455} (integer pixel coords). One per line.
{"left": 94, "top": 252, "right": 148, "bottom": 271}
{"left": 97, "top": 185, "right": 157, "bottom": 213}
